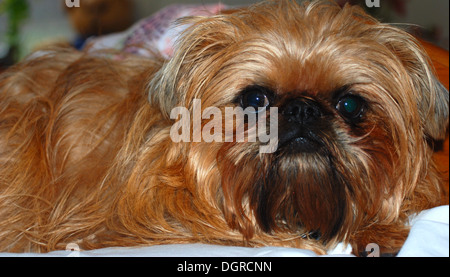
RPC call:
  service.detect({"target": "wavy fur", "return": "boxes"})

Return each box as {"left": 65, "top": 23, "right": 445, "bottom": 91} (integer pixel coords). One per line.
{"left": 0, "top": 1, "right": 448, "bottom": 255}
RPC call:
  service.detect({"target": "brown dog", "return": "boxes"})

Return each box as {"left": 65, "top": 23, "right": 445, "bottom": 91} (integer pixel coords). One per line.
{"left": 0, "top": 0, "right": 448, "bottom": 255}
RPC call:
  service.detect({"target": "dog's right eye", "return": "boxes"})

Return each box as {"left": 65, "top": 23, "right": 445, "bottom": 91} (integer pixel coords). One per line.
{"left": 239, "top": 86, "right": 273, "bottom": 113}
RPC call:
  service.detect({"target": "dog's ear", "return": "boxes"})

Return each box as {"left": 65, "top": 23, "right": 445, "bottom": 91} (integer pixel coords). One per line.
{"left": 148, "top": 15, "right": 237, "bottom": 119}
{"left": 412, "top": 51, "right": 449, "bottom": 141}
{"left": 381, "top": 28, "right": 449, "bottom": 141}
{"left": 424, "top": 76, "right": 449, "bottom": 140}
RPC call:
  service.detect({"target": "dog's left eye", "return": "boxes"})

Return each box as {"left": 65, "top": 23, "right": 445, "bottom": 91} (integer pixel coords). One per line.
{"left": 240, "top": 86, "right": 272, "bottom": 112}
{"left": 336, "top": 95, "right": 366, "bottom": 122}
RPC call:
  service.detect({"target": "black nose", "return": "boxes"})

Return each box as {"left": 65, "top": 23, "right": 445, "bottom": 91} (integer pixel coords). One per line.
{"left": 282, "top": 98, "right": 323, "bottom": 124}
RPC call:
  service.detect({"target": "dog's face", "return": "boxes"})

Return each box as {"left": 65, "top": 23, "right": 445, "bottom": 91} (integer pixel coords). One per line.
{"left": 149, "top": 1, "right": 449, "bottom": 245}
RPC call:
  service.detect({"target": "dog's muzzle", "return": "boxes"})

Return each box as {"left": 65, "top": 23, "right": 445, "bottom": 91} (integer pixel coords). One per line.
{"left": 278, "top": 98, "right": 326, "bottom": 153}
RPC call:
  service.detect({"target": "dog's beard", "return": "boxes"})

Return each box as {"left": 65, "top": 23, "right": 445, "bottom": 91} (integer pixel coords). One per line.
{"left": 253, "top": 153, "right": 350, "bottom": 240}
{"left": 217, "top": 111, "right": 362, "bottom": 243}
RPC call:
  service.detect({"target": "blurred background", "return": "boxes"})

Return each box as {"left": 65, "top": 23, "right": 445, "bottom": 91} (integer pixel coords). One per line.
{"left": 0, "top": 0, "right": 449, "bottom": 67}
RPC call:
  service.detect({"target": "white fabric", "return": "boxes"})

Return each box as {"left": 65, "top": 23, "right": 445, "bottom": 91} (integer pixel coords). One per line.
{"left": 0, "top": 205, "right": 447, "bottom": 257}
{"left": 397, "top": 205, "right": 449, "bottom": 257}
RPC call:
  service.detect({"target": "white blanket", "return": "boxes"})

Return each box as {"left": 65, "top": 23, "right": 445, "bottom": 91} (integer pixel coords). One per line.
{"left": 1, "top": 205, "right": 448, "bottom": 257}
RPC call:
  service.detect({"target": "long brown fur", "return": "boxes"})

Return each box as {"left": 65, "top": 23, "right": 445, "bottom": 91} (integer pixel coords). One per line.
{"left": 0, "top": 1, "right": 448, "bottom": 255}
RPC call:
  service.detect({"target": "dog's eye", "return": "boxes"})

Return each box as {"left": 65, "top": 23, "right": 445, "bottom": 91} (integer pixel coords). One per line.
{"left": 240, "top": 86, "right": 272, "bottom": 112}
{"left": 336, "top": 95, "right": 365, "bottom": 121}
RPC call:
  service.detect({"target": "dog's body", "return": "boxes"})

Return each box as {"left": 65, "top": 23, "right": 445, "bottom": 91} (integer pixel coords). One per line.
{"left": 0, "top": 1, "right": 448, "bottom": 255}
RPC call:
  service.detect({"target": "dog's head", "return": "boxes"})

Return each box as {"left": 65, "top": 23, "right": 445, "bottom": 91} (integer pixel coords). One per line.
{"left": 149, "top": 0, "right": 449, "bottom": 245}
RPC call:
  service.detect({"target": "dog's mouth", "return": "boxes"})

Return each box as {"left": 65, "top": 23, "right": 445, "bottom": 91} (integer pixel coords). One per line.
{"left": 288, "top": 136, "right": 322, "bottom": 153}
{"left": 277, "top": 128, "right": 324, "bottom": 154}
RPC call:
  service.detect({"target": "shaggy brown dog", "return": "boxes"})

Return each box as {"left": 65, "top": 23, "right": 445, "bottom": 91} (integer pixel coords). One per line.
{"left": 0, "top": 1, "right": 448, "bottom": 255}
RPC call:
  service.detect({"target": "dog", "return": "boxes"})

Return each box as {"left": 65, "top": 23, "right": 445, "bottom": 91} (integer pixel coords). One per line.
{"left": 0, "top": 0, "right": 448, "bottom": 256}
